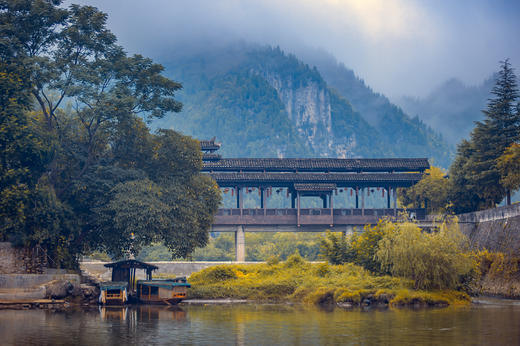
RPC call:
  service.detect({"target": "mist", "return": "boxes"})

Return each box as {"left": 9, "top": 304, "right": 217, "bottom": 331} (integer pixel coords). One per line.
{"left": 72, "top": 0, "right": 520, "bottom": 99}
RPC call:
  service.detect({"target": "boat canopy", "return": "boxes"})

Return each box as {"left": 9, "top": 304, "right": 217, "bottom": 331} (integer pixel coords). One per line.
{"left": 137, "top": 279, "right": 191, "bottom": 289}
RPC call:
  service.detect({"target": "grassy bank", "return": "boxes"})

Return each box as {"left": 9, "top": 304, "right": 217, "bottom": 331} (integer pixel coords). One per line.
{"left": 185, "top": 255, "right": 470, "bottom": 308}
{"left": 472, "top": 250, "right": 520, "bottom": 298}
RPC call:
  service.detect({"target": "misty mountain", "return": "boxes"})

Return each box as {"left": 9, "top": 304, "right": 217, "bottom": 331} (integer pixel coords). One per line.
{"left": 396, "top": 77, "right": 495, "bottom": 146}
{"left": 155, "top": 43, "right": 452, "bottom": 166}
{"left": 298, "top": 49, "right": 452, "bottom": 166}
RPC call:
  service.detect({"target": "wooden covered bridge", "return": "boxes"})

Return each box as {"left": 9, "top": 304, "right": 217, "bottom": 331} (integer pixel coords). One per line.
{"left": 200, "top": 139, "right": 429, "bottom": 261}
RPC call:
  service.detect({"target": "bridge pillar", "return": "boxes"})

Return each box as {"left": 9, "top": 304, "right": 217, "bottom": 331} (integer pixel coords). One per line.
{"left": 235, "top": 225, "right": 245, "bottom": 262}
{"left": 393, "top": 188, "right": 397, "bottom": 216}
{"left": 361, "top": 188, "right": 365, "bottom": 216}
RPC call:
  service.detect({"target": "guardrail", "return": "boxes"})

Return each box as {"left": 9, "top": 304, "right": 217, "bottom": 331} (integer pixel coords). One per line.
{"left": 214, "top": 208, "right": 426, "bottom": 226}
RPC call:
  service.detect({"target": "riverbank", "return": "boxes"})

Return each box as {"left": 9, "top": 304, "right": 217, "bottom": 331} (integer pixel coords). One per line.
{"left": 184, "top": 257, "right": 470, "bottom": 308}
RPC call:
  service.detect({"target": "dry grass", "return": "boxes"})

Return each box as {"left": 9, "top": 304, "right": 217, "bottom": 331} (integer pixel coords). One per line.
{"left": 184, "top": 254, "right": 470, "bottom": 307}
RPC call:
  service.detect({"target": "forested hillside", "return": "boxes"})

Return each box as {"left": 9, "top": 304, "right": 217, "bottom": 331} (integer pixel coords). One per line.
{"left": 397, "top": 77, "right": 495, "bottom": 145}
{"left": 155, "top": 43, "right": 452, "bottom": 165}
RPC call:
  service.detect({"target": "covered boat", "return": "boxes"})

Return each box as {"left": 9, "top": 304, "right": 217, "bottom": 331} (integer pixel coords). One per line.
{"left": 99, "top": 282, "right": 128, "bottom": 305}
{"left": 137, "top": 277, "right": 191, "bottom": 305}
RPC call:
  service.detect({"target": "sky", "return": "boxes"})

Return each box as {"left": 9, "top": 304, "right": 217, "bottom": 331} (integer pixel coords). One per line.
{"left": 73, "top": 0, "right": 520, "bottom": 99}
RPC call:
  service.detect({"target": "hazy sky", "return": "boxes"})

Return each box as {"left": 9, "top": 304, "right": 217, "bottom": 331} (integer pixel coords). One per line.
{"left": 73, "top": 0, "right": 520, "bottom": 98}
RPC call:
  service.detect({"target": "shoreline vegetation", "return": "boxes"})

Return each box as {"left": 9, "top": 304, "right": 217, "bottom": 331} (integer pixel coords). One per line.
{"left": 176, "top": 218, "right": 520, "bottom": 308}
{"left": 184, "top": 259, "right": 471, "bottom": 308}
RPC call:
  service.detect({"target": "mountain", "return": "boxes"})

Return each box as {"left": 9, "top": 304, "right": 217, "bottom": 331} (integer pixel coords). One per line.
{"left": 396, "top": 77, "right": 495, "bottom": 146}
{"left": 155, "top": 43, "right": 452, "bottom": 166}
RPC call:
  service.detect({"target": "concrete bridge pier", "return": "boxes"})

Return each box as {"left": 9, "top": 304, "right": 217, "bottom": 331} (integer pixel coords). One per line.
{"left": 235, "top": 225, "right": 246, "bottom": 262}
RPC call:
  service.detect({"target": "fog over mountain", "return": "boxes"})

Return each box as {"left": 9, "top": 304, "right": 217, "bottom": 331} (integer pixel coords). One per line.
{"left": 73, "top": 0, "right": 520, "bottom": 99}
{"left": 396, "top": 77, "right": 496, "bottom": 146}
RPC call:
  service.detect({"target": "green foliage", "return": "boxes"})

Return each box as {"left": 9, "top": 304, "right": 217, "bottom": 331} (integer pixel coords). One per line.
{"left": 350, "top": 222, "right": 393, "bottom": 273}
{"left": 320, "top": 221, "right": 390, "bottom": 274}
{"left": 284, "top": 251, "right": 305, "bottom": 267}
{"left": 266, "top": 255, "right": 280, "bottom": 266}
{"left": 449, "top": 59, "right": 520, "bottom": 211}
{"left": 0, "top": 1, "right": 220, "bottom": 266}
{"left": 192, "top": 265, "right": 237, "bottom": 282}
{"left": 399, "top": 166, "right": 450, "bottom": 213}
{"left": 497, "top": 143, "right": 520, "bottom": 194}
{"left": 185, "top": 259, "right": 469, "bottom": 307}
{"left": 376, "top": 220, "right": 474, "bottom": 290}
{"left": 245, "top": 232, "right": 321, "bottom": 261}
{"left": 319, "top": 232, "right": 352, "bottom": 265}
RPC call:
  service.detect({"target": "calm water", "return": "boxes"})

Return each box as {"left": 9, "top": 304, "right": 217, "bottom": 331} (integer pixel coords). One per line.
{"left": 1, "top": 299, "right": 520, "bottom": 345}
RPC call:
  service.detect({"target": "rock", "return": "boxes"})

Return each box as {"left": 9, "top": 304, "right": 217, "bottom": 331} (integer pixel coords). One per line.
{"left": 44, "top": 280, "right": 74, "bottom": 299}
{"left": 80, "top": 284, "right": 99, "bottom": 304}
{"left": 337, "top": 302, "right": 354, "bottom": 309}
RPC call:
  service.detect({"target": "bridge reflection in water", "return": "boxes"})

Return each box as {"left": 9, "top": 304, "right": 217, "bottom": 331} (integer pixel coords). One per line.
{"left": 201, "top": 139, "right": 429, "bottom": 261}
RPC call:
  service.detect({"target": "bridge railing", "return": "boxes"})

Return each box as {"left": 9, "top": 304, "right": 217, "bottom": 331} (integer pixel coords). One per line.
{"left": 214, "top": 208, "right": 426, "bottom": 226}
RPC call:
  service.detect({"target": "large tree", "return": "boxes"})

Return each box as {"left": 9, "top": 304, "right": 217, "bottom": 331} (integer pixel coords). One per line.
{"left": 449, "top": 60, "right": 520, "bottom": 211}
{"left": 0, "top": 0, "right": 220, "bottom": 266}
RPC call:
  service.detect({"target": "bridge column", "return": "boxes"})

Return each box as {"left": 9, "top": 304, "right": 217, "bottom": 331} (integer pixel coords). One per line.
{"left": 355, "top": 187, "right": 359, "bottom": 209}
{"left": 235, "top": 225, "right": 245, "bottom": 262}
{"left": 387, "top": 186, "right": 391, "bottom": 209}
{"left": 361, "top": 187, "right": 365, "bottom": 216}
{"left": 297, "top": 191, "right": 301, "bottom": 226}
{"left": 393, "top": 188, "right": 397, "bottom": 216}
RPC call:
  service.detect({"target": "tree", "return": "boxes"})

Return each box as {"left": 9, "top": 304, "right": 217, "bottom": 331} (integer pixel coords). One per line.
{"left": 375, "top": 220, "right": 473, "bottom": 290}
{"left": 449, "top": 60, "right": 520, "bottom": 210}
{"left": 399, "top": 166, "right": 450, "bottom": 213}
{"left": 448, "top": 140, "right": 486, "bottom": 214}
{"left": 0, "top": 64, "right": 51, "bottom": 241}
{"left": 0, "top": 1, "right": 220, "bottom": 266}
{"left": 497, "top": 143, "right": 520, "bottom": 202}
{"left": 319, "top": 232, "right": 351, "bottom": 265}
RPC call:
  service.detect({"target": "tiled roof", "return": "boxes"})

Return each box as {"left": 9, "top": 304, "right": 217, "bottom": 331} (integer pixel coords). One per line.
{"left": 203, "top": 158, "right": 429, "bottom": 172}
{"left": 202, "top": 153, "right": 222, "bottom": 161}
{"left": 207, "top": 172, "right": 422, "bottom": 186}
{"left": 200, "top": 139, "right": 221, "bottom": 151}
{"left": 294, "top": 183, "right": 337, "bottom": 191}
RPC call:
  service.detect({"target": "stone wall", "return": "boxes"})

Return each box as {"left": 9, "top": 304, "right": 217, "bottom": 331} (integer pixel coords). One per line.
{"left": 458, "top": 204, "right": 520, "bottom": 254}
{"left": 0, "top": 242, "right": 48, "bottom": 274}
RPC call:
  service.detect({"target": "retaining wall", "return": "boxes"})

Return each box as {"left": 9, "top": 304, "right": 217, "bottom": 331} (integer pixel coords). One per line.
{"left": 458, "top": 204, "right": 520, "bottom": 254}
{"left": 0, "top": 242, "right": 48, "bottom": 274}
{"left": 0, "top": 274, "right": 80, "bottom": 289}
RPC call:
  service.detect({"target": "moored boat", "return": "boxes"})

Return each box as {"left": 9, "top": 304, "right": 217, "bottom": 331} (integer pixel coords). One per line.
{"left": 99, "top": 282, "right": 128, "bottom": 305}
{"left": 137, "top": 277, "right": 191, "bottom": 305}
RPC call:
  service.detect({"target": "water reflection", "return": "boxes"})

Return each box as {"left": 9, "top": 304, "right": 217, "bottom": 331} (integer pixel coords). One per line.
{"left": 0, "top": 301, "right": 519, "bottom": 345}
{"left": 99, "top": 306, "right": 187, "bottom": 322}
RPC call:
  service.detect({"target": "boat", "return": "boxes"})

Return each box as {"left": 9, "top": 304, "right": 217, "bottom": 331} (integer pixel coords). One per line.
{"left": 98, "top": 282, "right": 128, "bottom": 305}
{"left": 137, "top": 277, "right": 191, "bottom": 305}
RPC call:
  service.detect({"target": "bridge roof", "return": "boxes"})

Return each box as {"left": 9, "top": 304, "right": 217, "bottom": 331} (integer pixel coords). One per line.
{"left": 208, "top": 172, "right": 422, "bottom": 187}
{"left": 202, "top": 158, "right": 429, "bottom": 172}
{"left": 200, "top": 139, "right": 220, "bottom": 152}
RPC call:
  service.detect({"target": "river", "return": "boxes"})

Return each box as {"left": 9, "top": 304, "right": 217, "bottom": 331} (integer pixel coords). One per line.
{"left": 0, "top": 299, "right": 519, "bottom": 345}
